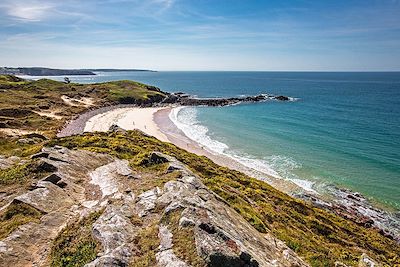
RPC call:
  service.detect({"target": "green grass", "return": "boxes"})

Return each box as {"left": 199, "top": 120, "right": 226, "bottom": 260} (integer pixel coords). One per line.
{"left": 130, "top": 223, "right": 160, "bottom": 267}
{"left": 0, "top": 135, "right": 43, "bottom": 157}
{"left": 0, "top": 75, "right": 27, "bottom": 86}
{"left": 0, "top": 201, "right": 43, "bottom": 239}
{"left": 50, "top": 131, "right": 400, "bottom": 266}
{"left": 0, "top": 75, "right": 167, "bottom": 138}
{"left": 161, "top": 208, "right": 206, "bottom": 266}
{"left": 0, "top": 160, "right": 48, "bottom": 185}
{"left": 50, "top": 210, "right": 103, "bottom": 267}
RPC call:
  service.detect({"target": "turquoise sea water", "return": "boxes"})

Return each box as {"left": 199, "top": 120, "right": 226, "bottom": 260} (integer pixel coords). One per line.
{"left": 36, "top": 71, "right": 400, "bottom": 210}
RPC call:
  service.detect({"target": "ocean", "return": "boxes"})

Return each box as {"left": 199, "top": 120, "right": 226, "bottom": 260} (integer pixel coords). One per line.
{"left": 33, "top": 71, "right": 400, "bottom": 210}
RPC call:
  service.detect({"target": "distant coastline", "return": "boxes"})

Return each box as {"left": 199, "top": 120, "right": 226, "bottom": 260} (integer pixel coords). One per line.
{"left": 0, "top": 67, "right": 155, "bottom": 76}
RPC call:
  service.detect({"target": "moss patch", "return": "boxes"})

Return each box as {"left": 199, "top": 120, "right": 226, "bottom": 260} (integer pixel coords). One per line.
{"left": 130, "top": 223, "right": 160, "bottom": 267}
{"left": 0, "top": 134, "right": 44, "bottom": 157}
{"left": 0, "top": 201, "right": 43, "bottom": 239}
{"left": 162, "top": 209, "right": 206, "bottom": 266}
{"left": 0, "top": 159, "right": 50, "bottom": 186}
{"left": 50, "top": 210, "right": 103, "bottom": 267}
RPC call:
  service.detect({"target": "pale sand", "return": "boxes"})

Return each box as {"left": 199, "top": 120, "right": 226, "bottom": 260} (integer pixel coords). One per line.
{"left": 84, "top": 107, "right": 169, "bottom": 142}
{"left": 83, "top": 105, "right": 307, "bottom": 194}
{"left": 33, "top": 110, "right": 63, "bottom": 120}
{"left": 61, "top": 95, "right": 94, "bottom": 107}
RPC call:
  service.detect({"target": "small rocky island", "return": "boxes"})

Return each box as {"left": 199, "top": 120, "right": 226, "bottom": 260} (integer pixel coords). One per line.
{"left": 163, "top": 92, "right": 291, "bottom": 106}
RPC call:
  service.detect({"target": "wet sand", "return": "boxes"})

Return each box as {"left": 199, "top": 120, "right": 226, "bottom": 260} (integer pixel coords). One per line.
{"left": 154, "top": 107, "right": 304, "bottom": 194}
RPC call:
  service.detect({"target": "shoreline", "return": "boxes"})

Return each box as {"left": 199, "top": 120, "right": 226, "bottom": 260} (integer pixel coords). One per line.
{"left": 60, "top": 104, "right": 400, "bottom": 240}
{"left": 153, "top": 107, "right": 306, "bottom": 194}
{"left": 154, "top": 106, "right": 400, "bottom": 240}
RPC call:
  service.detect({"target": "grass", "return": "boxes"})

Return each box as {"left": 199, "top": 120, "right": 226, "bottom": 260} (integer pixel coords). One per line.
{"left": 161, "top": 208, "right": 206, "bottom": 266}
{"left": 50, "top": 210, "right": 103, "bottom": 267}
{"left": 0, "top": 75, "right": 26, "bottom": 86}
{"left": 130, "top": 223, "right": 160, "bottom": 267}
{"left": 0, "top": 134, "right": 44, "bottom": 157}
{"left": 0, "top": 75, "right": 167, "bottom": 139}
{"left": 0, "top": 201, "right": 43, "bottom": 239}
{"left": 0, "top": 160, "right": 49, "bottom": 185}
{"left": 49, "top": 131, "right": 400, "bottom": 266}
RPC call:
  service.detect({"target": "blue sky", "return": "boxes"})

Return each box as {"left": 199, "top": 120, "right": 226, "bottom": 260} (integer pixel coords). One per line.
{"left": 0, "top": 0, "right": 400, "bottom": 70}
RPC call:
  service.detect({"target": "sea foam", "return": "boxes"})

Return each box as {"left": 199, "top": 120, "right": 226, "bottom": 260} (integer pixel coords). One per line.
{"left": 169, "top": 106, "right": 316, "bottom": 192}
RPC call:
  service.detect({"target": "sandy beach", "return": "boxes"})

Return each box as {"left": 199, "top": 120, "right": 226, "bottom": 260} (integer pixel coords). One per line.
{"left": 62, "top": 104, "right": 400, "bottom": 239}
{"left": 77, "top": 105, "right": 304, "bottom": 193}
{"left": 83, "top": 107, "right": 169, "bottom": 142}
{"left": 153, "top": 107, "right": 305, "bottom": 194}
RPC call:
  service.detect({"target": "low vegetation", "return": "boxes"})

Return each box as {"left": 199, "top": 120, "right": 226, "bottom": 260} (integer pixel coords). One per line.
{"left": 130, "top": 223, "right": 160, "bottom": 267}
{"left": 50, "top": 131, "right": 400, "bottom": 266}
{"left": 0, "top": 201, "right": 43, "bottom": 239}
{"left": 161, "top": 208, "right": 206, "bottom": 266}
{"left": 0, "top": 75, "right": 166, "bottom": 138}
{"left": 0, "top": 160, "right": 49, "bottom": 185}
{"left": 50, "top": 210, "right": 103, "bottom": 267}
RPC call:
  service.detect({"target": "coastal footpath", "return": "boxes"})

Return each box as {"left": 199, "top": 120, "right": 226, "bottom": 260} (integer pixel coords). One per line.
{"left": 0, "top": 75, "right": 399, "bottom": 266}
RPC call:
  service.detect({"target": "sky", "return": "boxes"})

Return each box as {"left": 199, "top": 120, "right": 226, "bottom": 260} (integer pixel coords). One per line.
{"left": 0, "top": 0, "right": 400, "bottom": 71}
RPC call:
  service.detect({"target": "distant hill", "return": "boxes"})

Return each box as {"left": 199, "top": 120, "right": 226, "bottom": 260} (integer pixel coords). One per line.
{"left": 85, "top": 68, "right": 156, "bottom": 72}
{"left": 0, "top": 67, "right": 95, "bottom": 76}
{"left": 0, "top": 67, "right": 155, "bottom": 76}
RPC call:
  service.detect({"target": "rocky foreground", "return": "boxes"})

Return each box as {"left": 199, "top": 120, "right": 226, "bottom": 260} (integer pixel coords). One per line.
{"left": 0, "top": 145, "right": 307, "bottom": 267}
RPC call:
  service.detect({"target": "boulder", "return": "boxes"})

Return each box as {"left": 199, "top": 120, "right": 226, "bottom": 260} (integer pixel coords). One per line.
{"left": 358, "top": 253, "right": 379, "bottom": 267}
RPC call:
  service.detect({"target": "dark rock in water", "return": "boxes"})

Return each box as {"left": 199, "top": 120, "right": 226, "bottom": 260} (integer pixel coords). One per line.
{"left": 164, "top": 92, "right": 293, "bottom": 107}
{"left": 274, "top": 95, "right": 290, "bottom": 101}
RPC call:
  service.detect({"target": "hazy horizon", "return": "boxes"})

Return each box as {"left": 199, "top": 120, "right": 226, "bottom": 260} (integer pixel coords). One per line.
{"left": 1, "top": 0, "right": 400, "bottom": 71}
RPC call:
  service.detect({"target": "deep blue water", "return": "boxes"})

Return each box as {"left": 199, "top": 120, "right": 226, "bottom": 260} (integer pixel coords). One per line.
{"left": 36, "top": 71, "right": 400, "bottom": 209}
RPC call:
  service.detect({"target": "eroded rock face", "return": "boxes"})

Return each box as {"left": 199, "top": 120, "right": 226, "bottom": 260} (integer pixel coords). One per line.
{"left": 0, "top": 155, "right": 22, "bottom": 169}
{"left": 157, "top": 225, "right": 189, "bottom": 267}
{"left": 139, "top": 152, "right": 309, "bottom": 267}
{"left": 0, "top": 147, "right": 308, "bottom": 267}
{"left": 0, "top": 147, "right": 114, "bottom": 266}
{"left": 86, "top": 205, "right": 136, "bottom": 267}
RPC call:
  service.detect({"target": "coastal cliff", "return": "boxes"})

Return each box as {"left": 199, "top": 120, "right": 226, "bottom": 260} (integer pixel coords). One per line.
{"left": 0, "top": 75, "right": 399, "bottom": 266}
